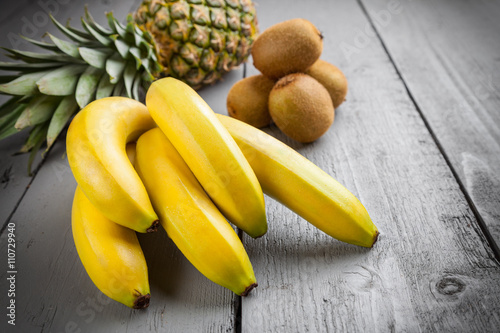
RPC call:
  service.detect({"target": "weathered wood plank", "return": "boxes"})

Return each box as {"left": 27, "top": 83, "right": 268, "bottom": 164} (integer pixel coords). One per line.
{"left": 0, "top": 131, "right": 41, "bottom": 229}
{"left": 360, "top": 0, "right": 500, "bottom": 249}
{"left": 0, "top": 0, "right": 246, "bottom": 331}
{"left": 239, "top": 0, "right": 500, "bottom": 332}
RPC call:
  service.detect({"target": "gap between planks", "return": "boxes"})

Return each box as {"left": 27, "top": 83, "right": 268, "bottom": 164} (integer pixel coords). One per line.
{"left": 233, "top": 63, "right": 249, "bottom": 333}
{"left": 356, "top": 0, "right": 500, "bottom": 261}
{"left": 234, "top": 229, "right": 244, "bottom": 333}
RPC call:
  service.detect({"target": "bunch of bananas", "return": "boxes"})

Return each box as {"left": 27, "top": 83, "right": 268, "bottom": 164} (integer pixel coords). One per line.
{"left": 67, "top": 78, "right": 379, "bottom": 309}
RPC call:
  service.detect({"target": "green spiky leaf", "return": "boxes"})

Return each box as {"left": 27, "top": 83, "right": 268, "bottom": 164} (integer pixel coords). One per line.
{"left": 0, "top": 71, "right": 51, "bottom": 95}
{"left": 0, "top": 104, "right": 24, "bottom": 139}
{"left": 140, "top": 59, "right": 155, "bottom": 81}
{"left": 3, "top": 48, "right": 84, "bottom": 64}
{"left": 107, "top": 12, "right": 123, "bottom": 36}
{"left": 65, "top": 24, "right": 93, "bottom": 40}
{"left": 114, "top": 39, "right": 131, "bottom": 59}
{"left": 84, "top": 7, "right": 112, "bottom": 36}
{"left": 125, "top": 15, "right": 137, "bottom": 35}
{"left": 15, "top": 95, "right": 60, "bottom": 130}
{"left": 50, "top": 14, "right": 92, "bottom": 44}
{"left": 123, "top": 61, "right": 136, "bottom": 98}
{"left": 95, "top": 73, "right": 115, "bottom": 100}
{"left": 48, "top": 33, "right": 81, "bottom": 58}
{"left": 18, "top": 95, "right": 34, "bottom": 104}
{"left": 81, "top": 18, "right": 113, "bottom": 47}
{"left": 78, "top": 47, "right": 112, "bottom": 69}
{"left": 128, "top": 47, "right": 143, "bottom": 69}
{"left": 36, "top": 65, "right": 86, "bottom": 96}
{"left": 106, "top": 53, "right": 126, "bottom": 84}
{"left": 76, "top": 67, "right": 103, "bottom": 108}
{"left": 27, "top": 122, "right": 49, "bottom": 176}
{"left": 112, "top": 79, "right": 124, "bottom": 97}
{"left": 132, "top": 72, "right": 142, "bottom": 101}
{"left": 19, "top": 122, "right": 49, "bottom": 153}
{"left": 0, "top": 125, "right": 21, "bottom": 141}
{"left": 0, "top": 97, "right": 22, "bottom": 118}
{"left": 47, "top": 96, "right": 78, "bottom": 148}
{"left": 0, "top": 61, "right": 60, "bottom": 72}
{"left": 21, "top": 36, "right": 60, "bottom": 52}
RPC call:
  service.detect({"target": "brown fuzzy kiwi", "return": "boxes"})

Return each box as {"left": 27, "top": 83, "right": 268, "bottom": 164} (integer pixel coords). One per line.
{"left": 227, "top": 75, "right": 275, "bottom": 128}
{"left": 305, "top": 59, "right": 348, "bottom": 108}
{"left": 269, "top": 73, "right": 334, "bottom": 143}
{"left": 251, "top": 19, "right": 323, "bottom": 79}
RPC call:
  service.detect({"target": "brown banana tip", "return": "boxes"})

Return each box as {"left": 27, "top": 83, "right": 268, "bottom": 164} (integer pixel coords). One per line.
{"left": 133, "top": 293, "right": 151, "bottom": 309}
{"left": 371, "top": 230, "right": 380, "bottom": 248}
{"left": 240, "top": 283, "right": 258, "bottom": 297}
{"left": 147, "top": 220, "right": 160, "bottom": 233}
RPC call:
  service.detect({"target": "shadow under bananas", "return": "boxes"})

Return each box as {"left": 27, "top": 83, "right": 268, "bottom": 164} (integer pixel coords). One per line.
{"left": 137, "top": 225, "right": 185, "bottom": 298}
{"left": 137, "top": 225, "right": 235, "bottom": 306}
{"left": 244, "top": 201, "right": 377, "bottom": 271}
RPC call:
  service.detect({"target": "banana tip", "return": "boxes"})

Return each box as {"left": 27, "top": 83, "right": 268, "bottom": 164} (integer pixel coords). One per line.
{"left": 133, "top": 293, "right": 151, "bottom": 309}
{"left": 249, "top": 227, "right": 268, "bottom": 239}
{"left": 240, "top": 283, "right": 258, "bottom": 297}
{"left": 371, "top": 230, "right": 380, "bottom": 248}
{"left": 252, "top": 233, "right": 266, "bottom": 239}
{"left": 147, "top": 220, "right": 160, "bottom": 233}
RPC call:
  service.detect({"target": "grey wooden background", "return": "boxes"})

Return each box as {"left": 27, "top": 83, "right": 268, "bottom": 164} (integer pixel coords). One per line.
{"left": 1, "top": 0, "right": 499, "bottom": 332}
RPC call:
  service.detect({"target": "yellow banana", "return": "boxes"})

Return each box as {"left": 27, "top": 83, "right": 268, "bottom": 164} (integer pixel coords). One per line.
{"left": 67, "top": 97, "right": 158, "bottom": 233}
{"left": 146, "top": 78, "right": 267, "bottom": 238}
{"left": 217, "top": 114, "right": 379, "bottom": 248}
{"left": 135, "top": 128, "right": 257, "bottom": 296}
{"left": 72, "top": 186, "right": 151, "bottom": 309}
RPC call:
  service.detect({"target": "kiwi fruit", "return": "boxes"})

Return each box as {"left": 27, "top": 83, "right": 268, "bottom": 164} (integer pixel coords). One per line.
{"left": 227, "top": 75, "right": 275, "bottom": 128}
{"left": 305, "top": 59, "right": 348, "bottom": 109}
{"left": 269, "top": 73, "right": 334, "bottom": 143}
{"left": 251, "top": 18, "right": 323, "bottom": 79}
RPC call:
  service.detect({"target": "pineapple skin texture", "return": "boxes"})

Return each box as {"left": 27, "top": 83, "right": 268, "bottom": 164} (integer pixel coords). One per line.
{"left": 134, "top": 0, "right": 259, "bottom": 89}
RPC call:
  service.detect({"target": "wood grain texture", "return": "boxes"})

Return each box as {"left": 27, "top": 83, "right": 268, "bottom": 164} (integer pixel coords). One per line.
{"left": 0, "top": 134, "right": 42, "bottom": 229}
{"left": 360, "top": 0, "right": 500, "bottom": 249}
{"left": 0, "top": 0, "right": 246, "bottom": 331}
{"left": 239, "top": 0, "right": 500, "bottom": 332}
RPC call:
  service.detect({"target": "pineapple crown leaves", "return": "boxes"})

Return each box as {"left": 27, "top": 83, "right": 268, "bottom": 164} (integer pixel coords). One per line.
{"left": 0, "top": 8, "right": 163, "bottom": 175}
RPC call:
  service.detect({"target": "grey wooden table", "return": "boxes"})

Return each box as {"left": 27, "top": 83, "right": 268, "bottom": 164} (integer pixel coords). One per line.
{"left": 1, "top": 0, "right": 500, "bottom": 332}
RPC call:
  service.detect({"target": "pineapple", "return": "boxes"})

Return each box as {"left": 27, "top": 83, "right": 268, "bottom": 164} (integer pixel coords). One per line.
{"left": 135, "top": 0, "right": 258, "bottom": 88}
{"left": 0, "top": 0, "right": 258, "bottom": 173}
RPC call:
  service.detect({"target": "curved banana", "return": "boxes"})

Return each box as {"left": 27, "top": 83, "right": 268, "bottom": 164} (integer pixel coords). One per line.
{"left": 135, "top": 128, "right": 257, "bottom": 296}
{"left": 146, "top": 78, "right": 267, "bottom": 238}
{"left": 72, "top": 186, "right": 151, "bottom": 309}
{"left": 67, "top": 97, "right": 158, "bottom": 233}
{"left": 217, "top": 114, "right": 379, "bottom": 248}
